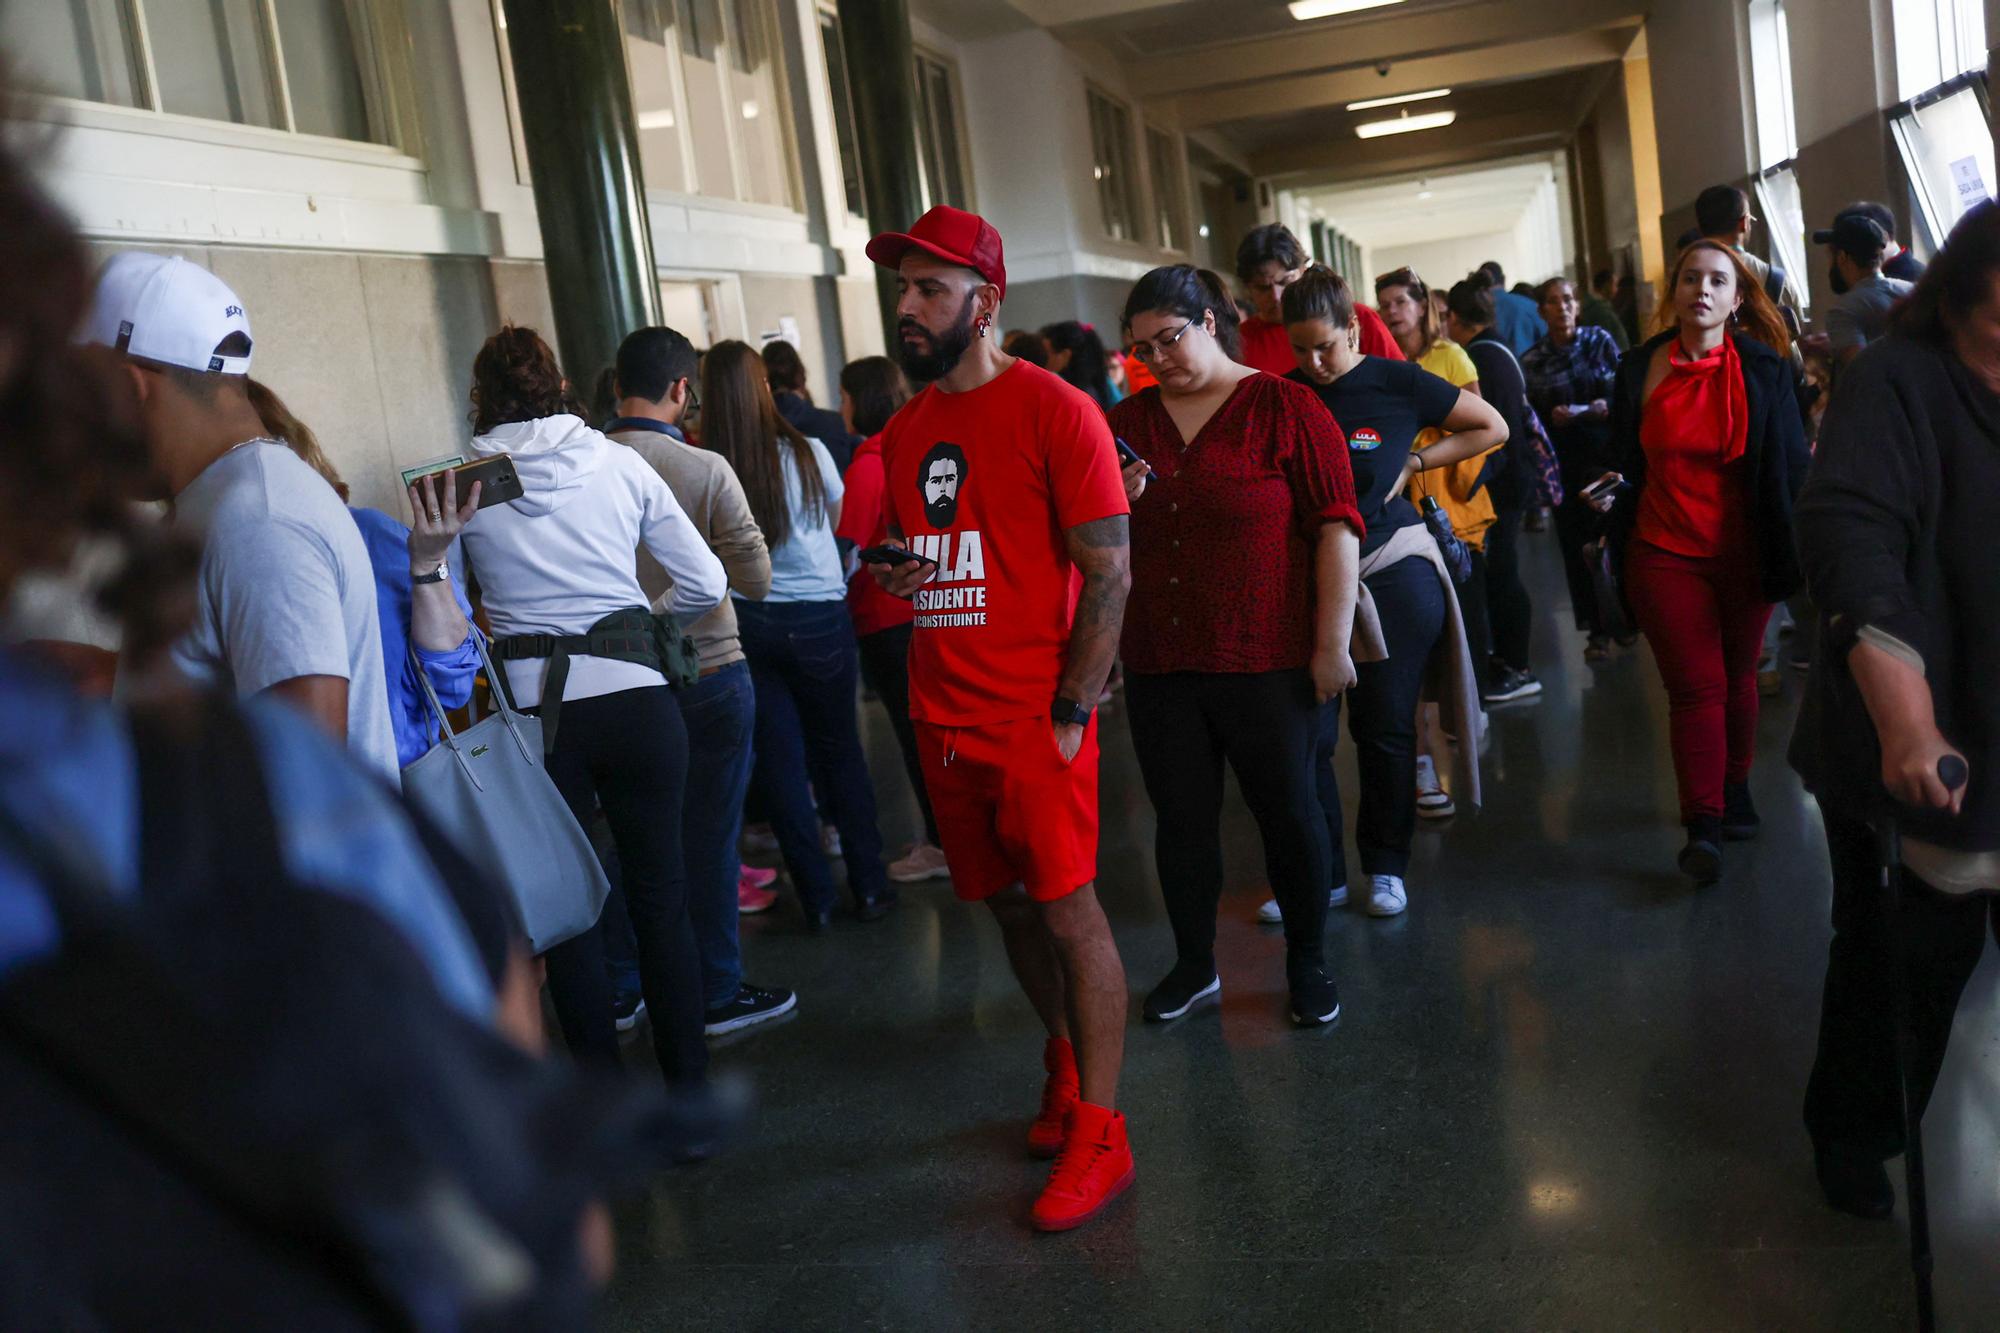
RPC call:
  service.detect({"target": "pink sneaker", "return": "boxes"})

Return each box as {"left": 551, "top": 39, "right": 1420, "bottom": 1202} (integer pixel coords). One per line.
{"left": 739, "top": 863, "right": 777, "bottom": 890}
{"left": 738, "top": 875, "right": 778, "bottom": 915}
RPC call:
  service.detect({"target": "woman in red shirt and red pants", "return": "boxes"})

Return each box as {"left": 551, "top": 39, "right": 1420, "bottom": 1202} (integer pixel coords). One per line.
{"left": 1592, "top": 241, "right": 1810, "bottom": 883}
{"left": 1109, "top": 265, "right": 1364, "bottom": 1028}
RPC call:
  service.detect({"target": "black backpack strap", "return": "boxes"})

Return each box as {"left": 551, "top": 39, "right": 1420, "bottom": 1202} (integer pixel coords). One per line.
{"left": 493, "top": 608, "right": 669, "bottom": 752}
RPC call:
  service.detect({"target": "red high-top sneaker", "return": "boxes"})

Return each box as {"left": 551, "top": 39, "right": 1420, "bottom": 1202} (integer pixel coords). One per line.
{"left": 1027, "top": 1036, "right": 1079, "bottom": 1158}
{"left": 1030, "top": 1101, "right": 1134, "bottom": 1232}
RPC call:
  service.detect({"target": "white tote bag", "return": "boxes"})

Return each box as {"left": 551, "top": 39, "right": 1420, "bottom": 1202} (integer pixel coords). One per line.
{"left": 401, "top": 632, "right": 609, "bottom": 954}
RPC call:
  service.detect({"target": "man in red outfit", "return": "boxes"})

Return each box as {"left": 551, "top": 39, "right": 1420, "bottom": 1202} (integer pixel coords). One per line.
{"left": 865, "top": 206, "right": 1136, "bottom": 1233}
{"left": 1233, "top": 222, "right": 1403, "bottom": 374}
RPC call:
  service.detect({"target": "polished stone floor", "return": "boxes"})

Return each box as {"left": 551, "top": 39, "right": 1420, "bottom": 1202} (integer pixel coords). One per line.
{"left": 604, "top": 534, "right": 2000, "bottom": 1331}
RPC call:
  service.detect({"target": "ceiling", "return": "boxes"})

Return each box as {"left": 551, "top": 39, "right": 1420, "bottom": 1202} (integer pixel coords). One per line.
{"left": 1294, "top": 154, "right": 1563, "bottom": 248}
{"left": 912, "top": 0, "right": 1649, "bottom": 190}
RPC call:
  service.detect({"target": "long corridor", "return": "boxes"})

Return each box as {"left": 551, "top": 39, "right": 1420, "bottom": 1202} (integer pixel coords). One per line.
{"left": 603, "top": 535, "right": 2000, "bottom": 1331}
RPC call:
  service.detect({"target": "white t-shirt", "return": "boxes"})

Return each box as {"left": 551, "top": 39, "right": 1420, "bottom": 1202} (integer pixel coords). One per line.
{"left": 171, "top": 441, "right": 399, "bottom": 781}
{"left": 754, "top": 437, "right": 847, "bottom": 604}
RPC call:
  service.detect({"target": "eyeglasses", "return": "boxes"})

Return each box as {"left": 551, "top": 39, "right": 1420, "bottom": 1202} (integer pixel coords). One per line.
{"left": 1129, "top": 317, "right": 1197, "bottom": 363}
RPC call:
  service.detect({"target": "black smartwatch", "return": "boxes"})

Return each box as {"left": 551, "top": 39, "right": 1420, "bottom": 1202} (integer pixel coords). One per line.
{"left": 1051, "top": 696, "right": 1093, "bottom": 727}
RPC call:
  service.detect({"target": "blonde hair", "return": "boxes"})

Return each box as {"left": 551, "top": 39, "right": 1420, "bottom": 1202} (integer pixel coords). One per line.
{"left": 248, "top": 379, "right": 348, "bottom": 503}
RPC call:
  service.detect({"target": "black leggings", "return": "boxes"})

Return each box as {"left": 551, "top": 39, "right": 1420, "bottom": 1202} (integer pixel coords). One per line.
{"left": 856, "top": 622, "right": 939, "bottom": 846}
{"left": 539, "top": 686, "right": 707, "bottom": 1088}
{"left": 1482, "top": 505, "right": 1534, "bottom": 670}
{"left": 1804, "top": 804, "right": 2000, "bottom": 1160}
{"left": 1126, "top": 667, "right": 1330, "bottom": 972}
{"left": 1552, "top": 497, "right": 1608, "bottom": 636}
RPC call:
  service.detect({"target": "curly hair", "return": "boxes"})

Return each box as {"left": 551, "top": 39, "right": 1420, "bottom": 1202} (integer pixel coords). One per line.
{"left": 469, "top": 324, "right": 572, "bottom": 434}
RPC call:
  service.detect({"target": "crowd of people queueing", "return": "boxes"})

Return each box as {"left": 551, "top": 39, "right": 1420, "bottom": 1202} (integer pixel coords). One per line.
{"left": 4, "top": 105, "right": 1998, "bottom": 1316}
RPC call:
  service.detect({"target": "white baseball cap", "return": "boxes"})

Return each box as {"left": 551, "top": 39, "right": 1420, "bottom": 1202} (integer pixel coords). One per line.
{"left": 83, "top": 252, "right": 253, "bottom": 375}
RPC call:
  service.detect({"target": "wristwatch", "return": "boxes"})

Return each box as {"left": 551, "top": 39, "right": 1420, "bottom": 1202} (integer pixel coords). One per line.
{"left": 412, "top": 559, "right": 450, "bottom": 586}
{"left": 1051, "top": 696, "right": 1093, "bottom": 727}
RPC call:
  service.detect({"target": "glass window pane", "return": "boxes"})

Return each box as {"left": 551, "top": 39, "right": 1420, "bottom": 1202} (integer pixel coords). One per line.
{"left": 671, "top": 0, "right": 736, "bottom": 196}
{"left": 914, "top": 55, "right": 966, "bottom": 211}
{"left": 1755, "top": 167, "right": 1810, "bottom": 314}
{"left": 147, "top": 0, "right": 281, "bottom": 128}
{"left": 819, "top": 13, "right": 865, "bottom": 216}
{"left": 1892, "top": 86, "right": 1996, "bottom": 249}
{"left": 2, "top": 0, "right": 141, "bottom": 107}
{"left": 275, "top": 0, "right": 375, "bottom": 141}
{"left": 1748, "top": 0, "right": 1798, "bottom": 169}
{"left": 1089, "top": 89, "right": 1137, "bottom": 241}
{"left": 725, "top": 0, "right": 795, "bottom": 208}
{"left": 1148, "top": 126, "right": 1183, "bottom": 251}
{"left": 622, "top": 0, "right": 695, "bottom": 194}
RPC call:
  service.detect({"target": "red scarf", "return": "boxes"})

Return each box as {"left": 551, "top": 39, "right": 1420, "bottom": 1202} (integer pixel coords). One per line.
{"left": 1656, "top": 335, "right": 1749, "bottom": 463}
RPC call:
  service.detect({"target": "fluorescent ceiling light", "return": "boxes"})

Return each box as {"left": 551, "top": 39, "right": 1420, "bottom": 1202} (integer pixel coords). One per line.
{"left": 1354, "top": 109, "right": 1457, "bottom": 139}
{"left": 1346, "top": 87, "right": 1451, "bottom": 112}
{"left": 1289, "top": 0, "right": 1406, "bottom": 19}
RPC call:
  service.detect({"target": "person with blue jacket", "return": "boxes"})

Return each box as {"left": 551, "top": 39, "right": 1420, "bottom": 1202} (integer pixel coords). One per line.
{"left": 249, "top": 381, "right": 480, "bottom": 771}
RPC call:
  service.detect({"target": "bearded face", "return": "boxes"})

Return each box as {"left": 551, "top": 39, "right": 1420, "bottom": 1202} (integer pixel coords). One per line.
{"left": 897, "top": 290, "right": 978, "bottom": 383}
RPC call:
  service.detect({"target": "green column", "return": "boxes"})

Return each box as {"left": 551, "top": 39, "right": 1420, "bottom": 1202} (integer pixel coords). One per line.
{"left": 837, "top": 0, "right": 926, "bottom": 344}
{"left": 498, "top": 0, "right": 660, "bottom": 390}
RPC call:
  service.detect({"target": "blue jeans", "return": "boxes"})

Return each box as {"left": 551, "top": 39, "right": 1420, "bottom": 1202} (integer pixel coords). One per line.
{"left": 677, "top": 661, "right": 756, "bottom": 1008}
{"left": 736, "top": 599, "right": 886, "bottom": 912}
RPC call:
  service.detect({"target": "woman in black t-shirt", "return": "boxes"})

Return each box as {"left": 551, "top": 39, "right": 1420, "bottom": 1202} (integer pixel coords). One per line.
{"left": 1279, "top": 267, "right": 1505, "bottom": 920}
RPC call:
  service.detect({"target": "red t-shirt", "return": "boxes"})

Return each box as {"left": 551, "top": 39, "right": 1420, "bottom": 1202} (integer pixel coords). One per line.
{"left": 1110, "top": 374, "right": 1363, "bottom": 674}
{"left": 881, "top": 361, "right": 1131, "bottom": 725}
{"left": 835, "top": 435, "right": 915, "bottom": 638}
{"left": 1635, "top": 339, "right": 1752, "bottom": 559}
{"left": 1237, "top": 308, "right": 1404, "bottom": 377}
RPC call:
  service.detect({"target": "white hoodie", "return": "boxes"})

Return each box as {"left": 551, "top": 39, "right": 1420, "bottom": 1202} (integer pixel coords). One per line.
{"left": 461, "top": 414, "right": 726, "bottom": 708}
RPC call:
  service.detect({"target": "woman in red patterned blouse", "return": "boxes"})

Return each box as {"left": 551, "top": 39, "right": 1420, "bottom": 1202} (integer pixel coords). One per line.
{"left": 1108, "top": 264, "right": 1364, "bottom": 1030}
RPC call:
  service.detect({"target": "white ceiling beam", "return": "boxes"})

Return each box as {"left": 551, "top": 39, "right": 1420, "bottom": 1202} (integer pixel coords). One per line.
{"left": 1128, "top": 0, "right": 1645, "bottom": 98}
{"left": 1167, "top": 28, "right": 1632, "bottom": 129}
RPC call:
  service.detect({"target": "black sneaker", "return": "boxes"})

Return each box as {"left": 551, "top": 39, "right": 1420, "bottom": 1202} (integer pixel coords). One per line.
{"left": 1482, "top": 667, "right": 1544, "bottom": 705}
{"left": 1678, "top": 818, "right": 1723, "bottom": 884}
{"left": 613, "top": 993, "right": 647, "bottom": 1034}
{"left": 1142, "top": 961, "right": 1221, "bottom": 1023}
{"left": 1287, "top": 964, "right": 1341, "bottom": 1027}
{"left": 1722, "top": 782, "right": 1761, "bottom": 840}
{"left": 703, "top": 984, "right": 798, "bottom": 1036}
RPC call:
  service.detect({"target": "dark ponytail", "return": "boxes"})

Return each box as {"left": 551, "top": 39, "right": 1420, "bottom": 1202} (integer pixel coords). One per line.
{"left": 1279, "top": 265, "right": 1354, "bottom": 330}
{"left": 1121, "top": 264, "right": 1242, "bottom": 361}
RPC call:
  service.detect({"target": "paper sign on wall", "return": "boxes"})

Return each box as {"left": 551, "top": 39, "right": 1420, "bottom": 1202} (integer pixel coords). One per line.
{"left": 1951, "top": 156, "right": 1989, "bottom": 210}
{"left": 758, "top": 316, "right": 804, "bottom": 349}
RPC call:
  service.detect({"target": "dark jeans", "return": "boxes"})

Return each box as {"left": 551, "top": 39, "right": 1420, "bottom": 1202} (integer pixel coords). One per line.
{"left": 856, "top": 622, "right": 939, "bottom": 846}
{"left": 677, "top": 662, "right": 757, "bottom": 1007}
{"left": 1804, "top": 804, "right": 2000, "bottom": 1160}
{"left": 1317, "top": 553, "right": 1446, "bottom": 880}
{"left": 737, "top": 599, "right": 886, "bottom": 912}
{"left": 1459, "top": 546, "right": 1494, "bottom": 699}
{"left": 1126, "top": 668, "right": 1331, "bottom": 972}
{"left": 1552, "top": 498, "right": 1607, "bottom": 636}
{"left": 538, "top": 686, "right": 707, "bottom": 1087}
{"left": 1482, "top": 504, "right": 1534, "bottom": 669}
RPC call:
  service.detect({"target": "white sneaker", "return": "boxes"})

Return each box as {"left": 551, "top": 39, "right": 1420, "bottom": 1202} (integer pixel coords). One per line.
{"left": 1256, "top": 885, "right": 1349, "bottom": 923}
{"left": 888, "top": 841, "right": 950, "bottom": 882}
{"left": 1366, "top": 874, "right": 1408, "bottom": 917}
{"left": 821, "top": 824, "right": 843, "bottom": 858}
{"left": 1414, "top": 755, "right": 1455, "bottom": 819}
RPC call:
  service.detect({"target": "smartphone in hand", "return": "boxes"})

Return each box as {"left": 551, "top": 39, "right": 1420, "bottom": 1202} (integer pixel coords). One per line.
{"left": 1114, "top": 436, "right": 1157, "bottom": 482}
{"left": 858, "top": 544, "right": 935, "bottom": 567}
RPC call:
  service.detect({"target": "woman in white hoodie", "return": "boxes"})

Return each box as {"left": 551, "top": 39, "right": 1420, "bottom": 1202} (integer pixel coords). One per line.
{"left": 458, "top": 326, "right": 726, "bottom": 1093}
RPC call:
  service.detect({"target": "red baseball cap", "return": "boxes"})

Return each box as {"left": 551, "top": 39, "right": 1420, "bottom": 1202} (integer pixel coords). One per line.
{"left": 866, "top": 205, "right": 1006, "bottom": 300}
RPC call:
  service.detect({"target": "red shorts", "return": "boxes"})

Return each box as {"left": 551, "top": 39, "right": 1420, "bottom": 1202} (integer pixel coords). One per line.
{"left": 914, "top": 714, "right": 1101, "bottom": 903}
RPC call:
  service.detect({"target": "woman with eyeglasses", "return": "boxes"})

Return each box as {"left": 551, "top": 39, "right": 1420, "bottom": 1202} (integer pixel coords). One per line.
{"left": 1284, "top": 266, "right": 1504, "bottom": 920}
{"left": 1108, "top": 265, "right": 1363, "bottom": 1028}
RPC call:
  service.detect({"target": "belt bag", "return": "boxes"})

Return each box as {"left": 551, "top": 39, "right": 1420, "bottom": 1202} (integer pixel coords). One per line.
{"left": 401, "top": 629, "right": 610, "bottom": 955}
{"left": 492, "top": 606, "right": 699, "bottom": 753}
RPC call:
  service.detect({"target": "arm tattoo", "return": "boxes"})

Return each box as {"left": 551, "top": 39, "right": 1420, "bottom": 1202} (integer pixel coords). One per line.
{"left": 1058, "top": 519, "right": 1131, "bottom": 706}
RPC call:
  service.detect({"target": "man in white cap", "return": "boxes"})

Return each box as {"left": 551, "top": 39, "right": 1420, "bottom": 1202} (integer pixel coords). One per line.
{"left": 85, "top": 252, "right": 398, "bottom": 780}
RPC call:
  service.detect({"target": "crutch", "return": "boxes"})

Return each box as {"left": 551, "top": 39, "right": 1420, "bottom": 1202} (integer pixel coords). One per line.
{"left": 1877, "top": 752, "right": 1969, "bottom": 1333}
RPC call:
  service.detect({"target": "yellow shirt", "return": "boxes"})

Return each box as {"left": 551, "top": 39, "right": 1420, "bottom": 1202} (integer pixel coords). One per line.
{"left": 1409, "top": 339, "right": 1498, "bottom": 550}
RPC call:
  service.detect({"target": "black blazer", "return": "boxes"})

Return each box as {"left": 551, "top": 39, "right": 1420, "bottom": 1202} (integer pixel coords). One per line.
{"left": 1605, "top": 330, "right": 1811, "bottom": 602}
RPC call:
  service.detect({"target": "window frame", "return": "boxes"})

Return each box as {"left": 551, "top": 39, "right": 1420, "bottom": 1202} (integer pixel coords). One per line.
{"left": 1890, "top": 0, "right": 1987, "bottom": 103}
{"left": 1087, "top": 84, "right": 1140, "bottom": 244}
{"left": 1753, "top": 161, "right": 1812, "bottom": 315}
{"left": 1888, "top": 71, "right": 1995, "bottom": 252}
{"left": 815, "top": 5, "right": 867, "bottom": 221}
{"left": 1144, "top": 122, "right": 1189, "bottom": 254}
{"left": 912, "top": 45, "right": 974, "bottom": 214}
{"left": 13, "top": 0, "right": 421, "bottom": 157}
{"left": 1746, "top": 0, "right": 1800, "bottom": 171}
